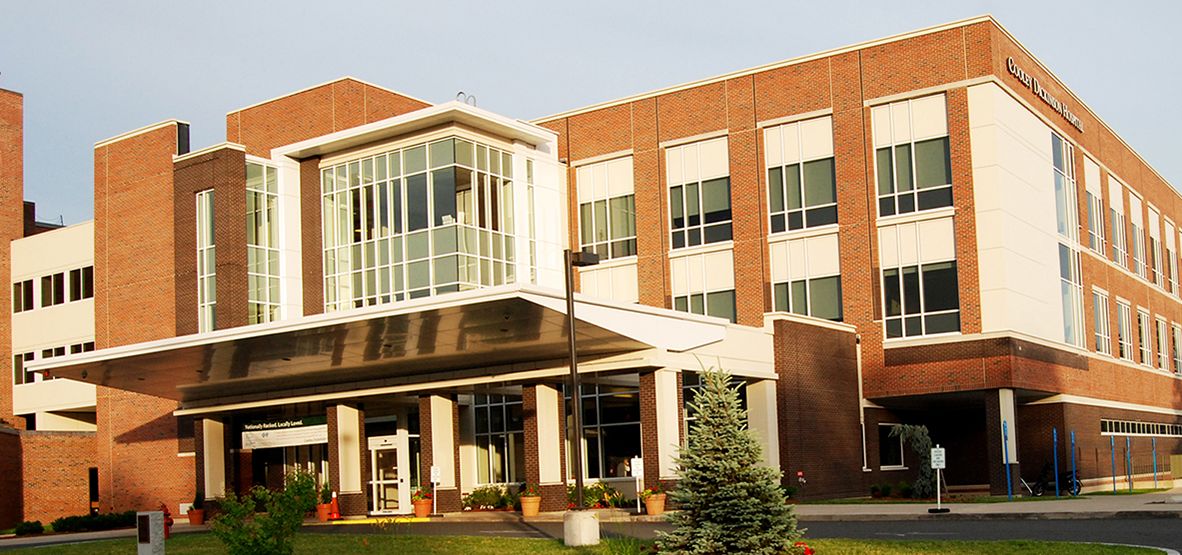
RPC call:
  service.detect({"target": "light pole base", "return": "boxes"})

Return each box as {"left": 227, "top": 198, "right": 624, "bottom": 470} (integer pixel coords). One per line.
{"left": 563, "top": 510, "right": 600, "bottom": 546}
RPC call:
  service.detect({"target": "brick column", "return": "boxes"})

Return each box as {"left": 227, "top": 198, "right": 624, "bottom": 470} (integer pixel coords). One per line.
{"left": 327, "top": 404, "right": 367, "bottom": 516}
{"left": 523, "top": 384, "right": 567, "bottom": 511}
{"left": 985, "top": 388, "right": 1020, "bottom": 495}
{"left": 419, "top": 395, "right": 461, "bottom": 513}
{"left": 640, "top": 370, "right": 680, "bottom": 489}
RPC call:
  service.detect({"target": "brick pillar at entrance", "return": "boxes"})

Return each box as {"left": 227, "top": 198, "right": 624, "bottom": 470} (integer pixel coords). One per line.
{"left": 523, "top": 384, "right": 567, "bottom": 511}
{"left": 419, "top": 395, "right": 462, "bottom": 512}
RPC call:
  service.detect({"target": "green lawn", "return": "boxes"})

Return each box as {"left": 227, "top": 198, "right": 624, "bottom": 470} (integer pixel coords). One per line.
{"left": 1085, "top": 488, "right": 1171, "bottom": 496}
{"left": 800, "top": 494, "right": 1084, "bottom": 504}
{"left": 0, "top": 533, "right": 1157, "bottom": 554}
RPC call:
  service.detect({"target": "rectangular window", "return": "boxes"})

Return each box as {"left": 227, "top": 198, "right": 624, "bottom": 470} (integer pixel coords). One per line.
{"left": 576, "top": 157, "right": 636, "bottom": 260}
{"left": 673, "top": 289, "right": 737, "bottom": 323}
{"left": 564, "top": 382, "right": 642, "bottom": 480}
{"left": 12, "top": 279, "right": 33, "bottom": 313}
{"left": 196, "top": 189, "right": 217, "bottom": 332}
{"left": 1092, "top": 290, "right": 1110, "bottom": 355}
{"left": 883, "top": 261, "right": 960, "bottom": 339}
{"left": 667, "top": 137, "right": 731, "bottom": 250}
{"left": 247, "top": 162, "right": 281, "bottom": 324}
{"left": 40, "top": 273, "right": 64, "bottom": 307}
{"left": 1051, "top": 134, "right": 1078, "bottom": 243}
{"left": 1149, "top": 206, "right": 1164, "bottom": 288}
{"left": 473, "top": 392, "right": 525, "bottom": 485}
{"left": 878, "top": 424, "right": 905, "bottom": 469}
{"left": 1137, "top": 308, "right": 1152, "bottom": 367}
{"left": 1130, "top": 193, "right": 1146, "bottom": 279}
{"left": 765, "top": 116, "right": 837, "bottom": 233}
{"left": 1116, "top": 301, "right": 1133, "bottom": 361}
{"left": 1167, "top": 221, "right": 1178, "bottom": 295}
{"left": 769, "top": 233, "right": 842, "bottom": 321}
{"left": 1172, "top": 323, "right": 1182, "bottom": 375}
{"left": 12, "top": 352, "right": 33, "bottom": 385}
{"left": 68, "top": 266, "right": 94, "bottom": 302}
{"left": 1058, "top": 244, "right": 1084, "bottom": 347}
{"left": 1084, "top": 157, "right": 1104, "bottom": 255}
{"left": 1157, "top": 317, "right": 1170, "bottom": 370}
{"left": 872, "top": 95, "right": 953, "bottom": 217}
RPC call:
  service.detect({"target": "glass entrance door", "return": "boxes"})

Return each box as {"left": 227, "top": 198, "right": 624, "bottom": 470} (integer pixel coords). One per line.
{"left": 369, "top": 435, "right": 410, "bottom": 514}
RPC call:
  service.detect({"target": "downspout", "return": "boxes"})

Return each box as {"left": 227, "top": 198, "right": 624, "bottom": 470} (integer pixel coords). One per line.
{"left": 856, "top": 333, "right": 870, "bottom": 472}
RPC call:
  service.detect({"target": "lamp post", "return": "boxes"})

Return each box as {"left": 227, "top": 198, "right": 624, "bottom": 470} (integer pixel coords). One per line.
{"left": 564, "top": 248, "right": 599, "bottom": 510}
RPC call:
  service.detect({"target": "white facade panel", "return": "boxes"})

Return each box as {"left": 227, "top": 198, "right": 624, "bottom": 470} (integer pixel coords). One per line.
{"left": 1109, "top": 175, "right": 1125, "bottom": 215}
{"left": 910, "top": 94, "right": 948, "bottom": 140}
{"left": 1084, "top": 157, "right": 1102, "bottom": 197}
{"left": 799, "top": 116, "right": 834, "bottom": 160}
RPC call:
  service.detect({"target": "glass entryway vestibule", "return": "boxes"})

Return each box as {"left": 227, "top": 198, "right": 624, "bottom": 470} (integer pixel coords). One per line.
{"left": 365, "top": 411, "right": 421, "bottom": 515}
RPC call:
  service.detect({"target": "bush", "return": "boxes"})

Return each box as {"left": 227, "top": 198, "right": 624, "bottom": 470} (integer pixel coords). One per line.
{"left": 567, "top": 481, "right": 624, "bottom": 508}
{"left": 878, "top": 483, "right": 893, "bottom": 498}
{"left": 462, "top": 485, "right": 507, "bottom": 510}
{"left": 14, "top": 520, "right": 43, "bottom": 536}
{"left": 210, "top": 470, "right": 318, "bottom": 555}
{"left": 869, "top": 484, "right": 881, "bottom": 498}
{"left": 897, "top": 481, "right": 914, "bottom": 499}
{"left": 51, "top": 511, "right": 136, "bottom": 533}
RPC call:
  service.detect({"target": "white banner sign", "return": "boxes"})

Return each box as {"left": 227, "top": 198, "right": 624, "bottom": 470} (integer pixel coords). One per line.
{"left": 242, "top": 424, "right": 328, "bottom": 450}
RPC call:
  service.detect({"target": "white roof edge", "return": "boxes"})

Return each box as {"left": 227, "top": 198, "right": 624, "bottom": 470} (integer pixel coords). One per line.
{"left": 226, "top": 76, "right": 433, "bottom": 116}
{"left": 530, "top": 15, "right": 995, "bottom": 123}
{"left": 173, "top": 142, "right": 246, "bottom": 163}
{"left": 764, "top": 312, "right": 857, "bottom": 334}
{"left": 271, "top": 100, "right": 557, "bottom": 158}
{"left": 12, "top": 218, "right": 95, "bottom": 244}
{"left": 95, "top": 119, "right": 189, "bottom": 148}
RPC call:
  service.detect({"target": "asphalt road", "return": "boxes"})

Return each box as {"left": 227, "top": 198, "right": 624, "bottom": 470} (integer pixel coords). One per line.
{"left": 311, "top": 518, "right": 1182, "bottom": 551}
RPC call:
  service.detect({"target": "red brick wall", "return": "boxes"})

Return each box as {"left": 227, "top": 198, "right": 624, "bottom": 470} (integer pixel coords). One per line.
{"left": 0, "top": 428, "right": 20, "bottom": 527}
{"left": 0, "top": 90, "right": 24, "bottom": 427}
{"left": 20, "top": 431, "right": 96, "bottom": 522}
{"left": 226, "top": 78, "right": 430, "bottom": 158}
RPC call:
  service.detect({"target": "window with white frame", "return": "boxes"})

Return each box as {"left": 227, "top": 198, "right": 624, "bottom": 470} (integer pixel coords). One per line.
{"left": 1084, "top": 157, "right": 1104, "bottom": 255}
{"left": 879, "top": 217, "right": 959, "bottom": 338}
{"left": 473, "top": 391, "right": 524, "bottom": 485}
{"left": 1130, "top": 192, "right": 1146, "bottom": 279}
{"left": 670, "top": 248, "right": 736, "bottom": 323}
{"left": 667, "top": 137, "right": 731, "bottom": 249}
{"left": 1116, "top": 300, "right": 1133, "bottom": 361}
{"left": 765, "top": 116, "right": 837, "bottom": 232}
{"left": 1052, "top": 134, "right": 1077, "bottom": 242}
{"left": 1157, "top": 317, "right": 1170, "bottom": 370}
{"left": 1109, "top": 176, "right": 1128, "bottom": 268}
{"left": 322, "top": 137, "right": 516, "bottom": 310}
{"left": 872, "top": 94, "right": 952, "bottom": 217}
{"left": 769, "top": 233, "right": 842, "bottom": 321}
{"left": 1052, "top": 134, "right": 1084, "bottom": 348}
{"left": 1092, "top": 289, "right": 1110, "bottom": 355}
{"left": 1149, "top": 206, "right": 1164, "bottom": 288}
{"left": 1172, "top": 323, "right": 1182, "bottom": 375}
{"left": 577, "top": 156, "right": 636, "bottom": 260}
{"left": 196, "top": 189, "right": 216, "bottom": 333}
{"left": 878, "top": 424, "right": 905, "bottom": 469}
{"left": 247, "top": 162, "right": 281, "bottom": 324}
{"left": 1137, "top": 308, "right": 1152, "bottom": 367}
{"left": 1167, "top": 220, "right": 1178, "bottom": 295}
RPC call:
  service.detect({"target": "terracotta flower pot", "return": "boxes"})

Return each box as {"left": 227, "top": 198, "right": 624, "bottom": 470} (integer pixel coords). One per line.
{"left": 316, "top": 503, "right": 332, "bottom": 522}
{"left": 187, "top": 508, "right": 205, "bottom": 526}
{"left": 520, "top": 495, "right": 541, "bottom": 517}
{"left": 644, "top": 493, "right": 666, "bottom": 516}
{"left": 412, "top": 499, "right": 433, "bottom": 518}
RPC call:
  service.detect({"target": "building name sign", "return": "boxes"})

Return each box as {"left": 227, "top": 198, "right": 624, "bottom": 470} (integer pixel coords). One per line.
{"left": 1006, "top": 57, "right": 1084, "bottom": 133}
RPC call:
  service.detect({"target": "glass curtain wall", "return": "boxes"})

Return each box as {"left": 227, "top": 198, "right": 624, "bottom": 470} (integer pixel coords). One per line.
{"left": 246, "top": 162, "right": 281, "bottom": 323}
{"left": 196, "top": 189, "right": 216, "bottom": 332}
{"left": 473, "top": 392, "right": 525, "bottom": 485}
{"left": 564, "top": 382, "right": 641, "bottom": 480}
{"left": 321, "top": 137, "right": 516, "bottom": 311}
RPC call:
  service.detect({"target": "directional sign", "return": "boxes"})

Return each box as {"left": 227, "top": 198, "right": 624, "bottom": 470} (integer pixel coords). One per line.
{"left": 931, "top": 447, "right": 946, "bottom": 470}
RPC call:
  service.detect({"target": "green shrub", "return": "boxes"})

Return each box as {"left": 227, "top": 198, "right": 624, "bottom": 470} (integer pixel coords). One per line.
{"left": 14, "top": 520, "right": 43, "bottom": 535}
{"left": 210, "top": 470, "right": 318, "bottom": 555}
{"left": 567, "top": 481, "right": 624, "bottom": 508}
{"left": 869, "top": 484, "right": 881, "bottom": 498}
{"left": 462, "top": 485, "right": 506, "bottom": 510}
{"left": 318, "top": 482, "right": 332, "bottom": 505}
{"left": 878, "top": 483, "right": 892, "bottom": 498}
{"left": 897, "top": 481, "right": 914, "bottom": 499}
{"left": 50, "top": 511, "right": 136, "bottom": 533}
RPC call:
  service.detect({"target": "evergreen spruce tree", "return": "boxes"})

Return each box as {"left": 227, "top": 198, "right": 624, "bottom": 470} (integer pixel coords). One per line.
{"left": 657, "top": 368, "right": 804, "bottom": 555}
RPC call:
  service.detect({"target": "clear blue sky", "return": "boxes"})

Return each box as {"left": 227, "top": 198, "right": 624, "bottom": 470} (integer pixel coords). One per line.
{"left": 2, "top": 1, "right": 1178, "bottom": 225}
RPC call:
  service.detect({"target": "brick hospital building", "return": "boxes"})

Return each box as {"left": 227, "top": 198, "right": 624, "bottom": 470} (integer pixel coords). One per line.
{"left": 1, "top": 15, "right": 1181, "bottom": 524}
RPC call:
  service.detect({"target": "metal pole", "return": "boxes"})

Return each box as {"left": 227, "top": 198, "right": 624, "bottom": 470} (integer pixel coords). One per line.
{"left": 1070, "top": 431, "right": 1077, "bottom": 497}
{"left": 1153, "top": 437, "right": 1159, "bottom": 490}
{"left": 1053, "top": 427, "right": 1060, "bottom": 498}
{"left": 1126, "top": 436, "right": 1133, "bottom": 492}
{"left": 565, "top": 249, "right": 586, "bottom": 510}
{"left": 1003, "top": 420, "right": 1012, "bottom": 501}
{"left": 1110, "top": 436, "right": 1117, "bottom": 493}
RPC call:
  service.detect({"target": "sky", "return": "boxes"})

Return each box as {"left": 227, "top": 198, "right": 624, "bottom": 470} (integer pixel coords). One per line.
{"left": 2, "top": 0, "right": 1179, "bottom": 226}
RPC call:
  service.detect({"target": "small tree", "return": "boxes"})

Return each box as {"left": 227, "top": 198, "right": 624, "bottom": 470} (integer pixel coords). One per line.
{"left": 890, "top": 424, "right": 934, "bottom": 498}
{"left": 657, "top": 368, "right": 804, "bottom": 555}
{"left": 211, "top": 470, "right": 318, "bottom": 555}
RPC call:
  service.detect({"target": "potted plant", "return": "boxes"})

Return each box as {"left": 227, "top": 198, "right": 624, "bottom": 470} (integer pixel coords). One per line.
{"left": 639, "top": 484, "right": 666, "bottom": 516}
{"left": 316, "top": 483, "right": 333, "bottom": 522}
{"left": 411, "top": 488, "right": 433, "bottom": 518}
{"left": 187, "top": 494, "right": 205, "bottom": 525}
{"left": 518, "top": 483, "right": 542, "bottom": 517}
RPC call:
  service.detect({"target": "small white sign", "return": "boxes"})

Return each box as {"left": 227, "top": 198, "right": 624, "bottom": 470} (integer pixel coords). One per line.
{"left": 630, "top": 457, "right": 644, "bottom": 479}
{"left": 430, "top": 465, "right": 441, "bottom": 484}
{"left": 931, "top": 447, "right": 946, "bottom": 470}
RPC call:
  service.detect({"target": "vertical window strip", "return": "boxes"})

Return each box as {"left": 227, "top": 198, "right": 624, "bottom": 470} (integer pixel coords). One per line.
{"left": 472, "top": 392, "right": 525, "bottom": 485}
{"left": 246, "top": 162, "right": 281, "bottom": 324}
{"left": 1137, "top": 308, "right": 1152, "bottom": 367}
{"left": 196, "top": 189, "right": 216, "bottom": 332}
{"left": 1086, "top": 189, "right": 1105, "bottom": 255}
{"left": 1116, "top": 301, "right": 1133, "bottom": 361}
{"left": 1157, "top": 317, "right": 1170, "bottom": 370}
{"left": 1172, "top": 323, "right": 1182, "bottom": 375}
{"left": 1092, "top": 290, "right": 1110, "bottom": 355}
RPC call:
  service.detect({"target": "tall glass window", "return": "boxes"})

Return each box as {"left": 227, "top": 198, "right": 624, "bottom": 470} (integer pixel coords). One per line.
{"left": 1167, "top": 221, "right": 1178, "bottom": 295}
{"left": 667, "top": 137, "right": 731, "bottom": 249}
{"left": 1110, "top": 178, "right": 1128, "bottom": 268}
{"left": 1130, "top": 193, "right": 1147, "bottom": 279}
{"left": 321, "top": 137, "right": 515, "bottom": 311}
{"left": 577, "top": 157, "right": 636, "bottom": 260}
{"left": 1085, "top": 175, "right": 1105, "bottom": 255}
{"left": 565, "top": 382, "right": 641, "bottom": 480}
{"left": 196, "top": 189, "right": 216, "bottom": 332}
{"left": 1172, "top": 323, "right": 1182, "bottom": 375}
{"left": 1156, "top": 317, "right": 1169, "bottom": 370}
{"left": 765, "top": 116, "right": 837, "bottom": 233}
{"left": 1148, "top": 206, "right": 1163, "bottom": 288}
{"left": 1137, "top": 308, "right": 1152, "bottom": 367}
{"left": 873, "top": 95, "right": 953, "bottom": 217}
{"left": 1116, "top": 300, "right": 1133, "bottom": 361}
{"left": 1092, "top": 290, "right": 1110, "bottom": 355}
{"left": 246, "top": 162, "right": 280, "bottom": 324}
{"left": 1052, "top": 134, "right": 1084, "bottom": 348}
{"left": 473, "top": 392, "right": 524, "bottom": 485}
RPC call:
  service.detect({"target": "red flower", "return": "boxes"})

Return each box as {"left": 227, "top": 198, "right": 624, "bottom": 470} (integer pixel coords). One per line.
{"left": 794, "top": 541, "right": 814, "bottom": 555}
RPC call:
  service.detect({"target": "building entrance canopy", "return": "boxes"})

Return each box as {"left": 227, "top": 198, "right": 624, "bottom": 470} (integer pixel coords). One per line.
{"left": 32, "top": 285, "right": 747, "bottom": 408}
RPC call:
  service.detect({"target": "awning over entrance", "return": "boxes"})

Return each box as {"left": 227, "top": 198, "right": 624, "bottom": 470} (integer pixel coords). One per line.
{"left": 32, "top": 285, "right": 735, "bottom": 406}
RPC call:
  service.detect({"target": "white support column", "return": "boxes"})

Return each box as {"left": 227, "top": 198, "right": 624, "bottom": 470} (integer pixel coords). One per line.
{"left": 746, "top": 379, "right": 781, "bottom": 469}
{"left": 535, "top": 384, "right": 563, "bottom": 484}
{"left": 654, "top": 370, "right": 681, "bottom": 479}
{"left": 457, "top": 400, "right": 477, "bottom": 493}
{"left": 999, "top": 388, "right": 1018, "bottom": 464}
{"left": 336, "top": 405, "right": 363, "bottom": 493}
{"left": 202, "top": 419, "right": 226, "bottom": 499}
{"left": 429, "top": 395, "right": 457, "bottom": 489}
